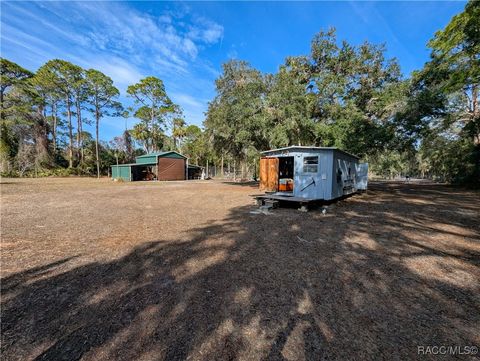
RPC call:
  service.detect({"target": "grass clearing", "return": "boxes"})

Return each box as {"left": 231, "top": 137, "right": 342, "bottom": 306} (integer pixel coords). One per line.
{"left": 1, "top": 178, "right": 479, "bottom": 360}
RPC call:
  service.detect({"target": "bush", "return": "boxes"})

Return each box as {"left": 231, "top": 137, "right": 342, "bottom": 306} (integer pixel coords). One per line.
{"left": 0, "top": 169, "right": 20, "bottom": 178}
{"left": 2, "top": 166, "right": 108, "bottom": 178}
{"left": 30, "top": 168, "right": 79, "bottom": 178}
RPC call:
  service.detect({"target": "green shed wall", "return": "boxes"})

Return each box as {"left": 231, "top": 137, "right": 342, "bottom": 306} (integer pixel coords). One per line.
{"left": 135, "top": 156, "right": 157, "bottom": 164}
{"left": 111, "top": 165, "right": 131, "bottom": 181}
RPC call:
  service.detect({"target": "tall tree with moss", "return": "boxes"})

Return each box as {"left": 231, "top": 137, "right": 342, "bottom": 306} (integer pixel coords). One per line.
{"left": 421, "top": 0, "right": 479, "bottom": 144}
{"left": 72, "top": 70, "right": 88, "bottom": 164}
{"left": 181, "top": 124, "right": 209, "bottom": 165}
{"left": 309, "top": 29, "right": 404, "bottom": 157}
{"left": 40, "top": 60, "right": 83, "bottom": 167}
{"left": 23, "top": 74, "right": 54, "bottom": 168}
{"left": 265, "top": 56, "right": 316, "bottom": 147}
{"left": 172, "top": 116, "right": 187, "bottom": 151}
{"left": 127, "top": 77, "right": 177, "bottom": 153}
{"left": 414, "top": 0, "right": 480, "bottom": 185}
{"left": 205, "top": 60, "right": 268, "bottom": 176}
{"left": 31, "top": 64, "right": 63, "bottom": 154}
{"left": 85, "top": 69, "right": 121, "bottom": 178}
{"left": 0, "top": 58, "right": 32, "bottom": 172}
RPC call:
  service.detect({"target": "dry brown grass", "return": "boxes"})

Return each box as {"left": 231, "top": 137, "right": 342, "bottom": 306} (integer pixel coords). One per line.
{"left": 1, "top": 177, "right": 479, "bottom": 360}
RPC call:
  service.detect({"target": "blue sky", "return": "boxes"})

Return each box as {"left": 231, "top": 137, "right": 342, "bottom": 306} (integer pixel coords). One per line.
{"left": 1, "top": 1, "right": 466, "bottom": 141}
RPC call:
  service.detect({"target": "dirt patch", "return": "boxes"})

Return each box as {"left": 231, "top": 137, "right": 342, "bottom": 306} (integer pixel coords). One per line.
{"left": 1, "top": 178, "right": 479, "bottom": 360}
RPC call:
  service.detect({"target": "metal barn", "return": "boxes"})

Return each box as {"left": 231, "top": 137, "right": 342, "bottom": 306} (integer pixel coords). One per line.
{"left": 259, "top": 146, "right": 368, "bottom": 202}
{"left": 111, "top": 151, "right": 187, "bottom": 181}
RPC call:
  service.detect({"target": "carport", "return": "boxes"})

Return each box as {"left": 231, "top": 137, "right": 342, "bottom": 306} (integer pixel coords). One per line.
{"left": 111, "top": 163, "right": 157, "bottom": 181}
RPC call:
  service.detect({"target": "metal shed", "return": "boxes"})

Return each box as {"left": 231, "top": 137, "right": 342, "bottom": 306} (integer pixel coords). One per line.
{"left": 259, "top": 146, "right": 368, "bottom": 202}
{"left": 111, "top": 151, "right": 187, "bottom": 181}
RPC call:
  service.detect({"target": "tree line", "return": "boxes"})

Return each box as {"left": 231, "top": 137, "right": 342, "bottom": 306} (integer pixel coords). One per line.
{"left": 1, "top": 1, "right": 478, "bottom": 185}
{"left": 204, "top": 1, "right": 479, "bottom": 185}
{"left": 0, "top": 59, "right": 207, "bottom": 177}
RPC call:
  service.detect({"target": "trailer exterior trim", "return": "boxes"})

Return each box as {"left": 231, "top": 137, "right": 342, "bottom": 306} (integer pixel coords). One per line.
{"left": 261, "top": 146, "right": 359, "bottom": 160}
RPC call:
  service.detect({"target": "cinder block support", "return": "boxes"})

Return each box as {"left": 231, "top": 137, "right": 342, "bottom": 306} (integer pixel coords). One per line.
{"left": 298, "top": 204, "right": 309, "bottom": 212}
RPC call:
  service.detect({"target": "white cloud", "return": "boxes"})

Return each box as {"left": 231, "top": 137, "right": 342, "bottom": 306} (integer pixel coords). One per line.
{"left": 57, "top": 1, "right": 223, "bottom": 71}
{"left": 1, "top": 23, "right": 144, "bottom": 90}
{"left": 4, "top": 2, "right": 90, "bottom": 47}
{"left": 81, "top": 58, "right": 144, "bottom": 90}
{"left": 1, "top": 1, "right": 223, "bottom": 132}
{"left": 182, "top": 38, "right": 198, "bottom": 59}
{"left": 188, "top": 17, "right": 224, "bottom": 44}
{"left": 167, "top": 92, "right": 210, "bottom": 129}
{"left": 348, "top": 1, "right": 414, "bottom": 61}
{"left": 1, "top": 23, "right": 57, "bottom": 54}
{"left": 158, "top": 14, "right": 172, "bottom": 24}
{"left": 228, "top": 49, "right": 238, "bottom": 59}
{"left": 170, "top": 92, "right": 206, "bottom": 109}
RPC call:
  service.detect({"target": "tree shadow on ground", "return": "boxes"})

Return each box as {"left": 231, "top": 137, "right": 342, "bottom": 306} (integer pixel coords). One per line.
{"left": 1, "top": 183, "right": 479, "bottom": 360}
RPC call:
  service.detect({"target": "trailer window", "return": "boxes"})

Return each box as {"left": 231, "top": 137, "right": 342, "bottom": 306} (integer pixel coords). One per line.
{"left": 303, "top": 156, "right": 318, "bottom": 173}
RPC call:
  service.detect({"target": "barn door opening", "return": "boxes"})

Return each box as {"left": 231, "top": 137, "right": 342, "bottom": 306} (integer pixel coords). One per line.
{"left": 260, "top": 157, "right": 279, "bottom": 192}
{"left": 278, "top": 156, "right": 294, "bottom": 193}
{"left": 132, "top": 165, "right": 157, "bottom": 181}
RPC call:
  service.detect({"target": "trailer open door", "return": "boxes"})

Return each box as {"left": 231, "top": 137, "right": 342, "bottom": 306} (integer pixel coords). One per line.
{"left": 356, "top": 163, "right": 368, "bottom": 190}
{"left": 259, "top": 157, "right": 279, "bottom": 192}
